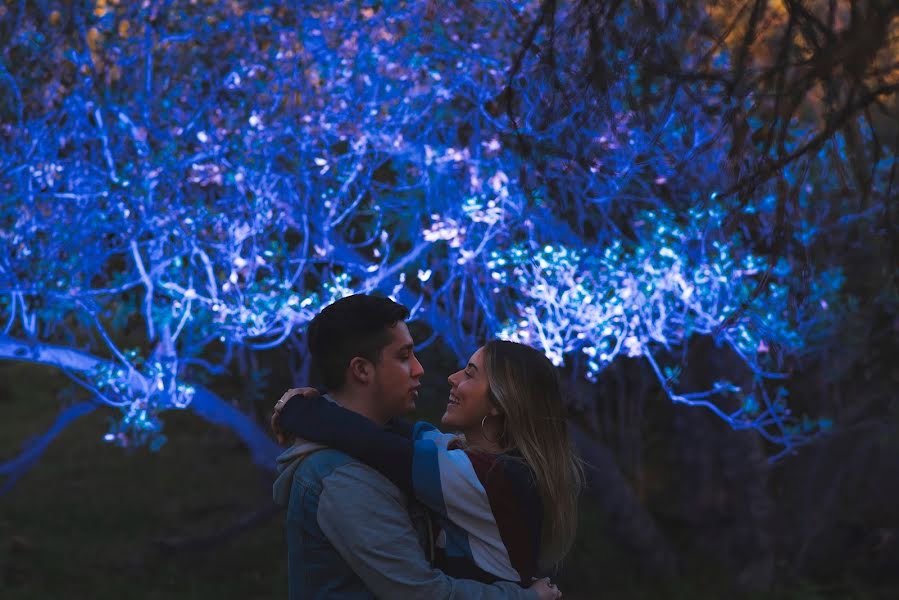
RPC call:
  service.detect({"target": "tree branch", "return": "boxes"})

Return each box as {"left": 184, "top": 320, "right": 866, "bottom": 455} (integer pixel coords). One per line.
{"left": 0, "top": 335, "right": 281, "bottom": 476}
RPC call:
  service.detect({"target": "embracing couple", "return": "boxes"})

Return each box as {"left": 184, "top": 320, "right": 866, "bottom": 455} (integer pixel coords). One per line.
{"left": 272, "top": 294, "right": 583, "bottom": 599}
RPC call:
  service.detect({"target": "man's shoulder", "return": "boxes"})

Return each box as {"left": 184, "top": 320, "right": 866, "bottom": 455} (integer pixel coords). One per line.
{"left": 297, "top": 447, "right": 356, "bottom": 480}
{"left": 301, "top": 450, "right": 400, "bottom": 495}
{"left": 326, "top": 459, "right": 403, "bottom": 497}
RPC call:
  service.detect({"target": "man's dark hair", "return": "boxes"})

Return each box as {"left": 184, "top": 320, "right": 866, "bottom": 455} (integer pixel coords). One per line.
{"left": 307, "top": 294, "right": 410, "bottom": 390}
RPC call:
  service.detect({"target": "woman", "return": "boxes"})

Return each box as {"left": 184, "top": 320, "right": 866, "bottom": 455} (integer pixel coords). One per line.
{"left": 273, "top": 340, "right": 582, "bottom": 596}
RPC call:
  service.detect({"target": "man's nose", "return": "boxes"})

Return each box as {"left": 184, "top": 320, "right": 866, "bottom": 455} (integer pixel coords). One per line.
{"left": 412, "top": 355, "right": 424, "bottom": 378}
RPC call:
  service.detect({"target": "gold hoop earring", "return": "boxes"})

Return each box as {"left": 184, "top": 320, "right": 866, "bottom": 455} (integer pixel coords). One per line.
{"left": 481, "top": 414, "right": 498, "bottom": 444}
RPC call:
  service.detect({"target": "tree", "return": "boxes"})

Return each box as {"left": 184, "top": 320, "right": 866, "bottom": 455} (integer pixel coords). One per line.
{"left": 2, "top": 0, "right": 896, "bottom": 583}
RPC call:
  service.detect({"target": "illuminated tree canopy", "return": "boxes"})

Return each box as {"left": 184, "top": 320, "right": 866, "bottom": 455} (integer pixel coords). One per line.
{"left": 1, "top": 0, "right": 896, "bottom": 491}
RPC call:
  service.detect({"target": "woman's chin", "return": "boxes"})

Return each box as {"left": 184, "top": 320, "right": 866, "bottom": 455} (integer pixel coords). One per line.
{"left": 441, "top": 412, "right": 459, "bottom": 428}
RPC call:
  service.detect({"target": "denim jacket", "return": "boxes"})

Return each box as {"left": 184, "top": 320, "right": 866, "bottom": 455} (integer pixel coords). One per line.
{"left": 274, "top": 435, "right": 537, "bottom": 600}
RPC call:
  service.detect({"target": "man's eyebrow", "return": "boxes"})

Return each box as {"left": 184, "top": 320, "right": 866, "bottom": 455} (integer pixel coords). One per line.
{"left": 398, "top": 343, "right": 415, "bottom": 352}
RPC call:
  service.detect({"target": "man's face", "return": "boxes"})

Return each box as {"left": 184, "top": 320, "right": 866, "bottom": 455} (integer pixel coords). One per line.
{"left": 371, "top": 321, "right": 424, "bottom": 420}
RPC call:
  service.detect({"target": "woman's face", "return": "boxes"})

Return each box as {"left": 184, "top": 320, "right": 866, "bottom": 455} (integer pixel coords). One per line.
{"left": 442, "top": 347, "right": 496, "bottom": 429}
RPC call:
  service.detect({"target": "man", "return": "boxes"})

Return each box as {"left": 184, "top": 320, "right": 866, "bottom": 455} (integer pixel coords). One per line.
{"left": 272, "top": 294, "right": 542, "bottom": 599}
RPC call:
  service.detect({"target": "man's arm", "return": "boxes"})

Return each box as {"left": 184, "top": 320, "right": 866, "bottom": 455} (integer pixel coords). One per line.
{"left": 317, "top": 461, "right": 537, "bottom": 600}
{"left": 279, "top": 395, "right": 414, "bottom": 492}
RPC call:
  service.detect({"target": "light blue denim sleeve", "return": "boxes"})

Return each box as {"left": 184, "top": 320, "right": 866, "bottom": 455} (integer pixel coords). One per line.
{"left": 317, "top": 462, "right": 538, "bottom": 600}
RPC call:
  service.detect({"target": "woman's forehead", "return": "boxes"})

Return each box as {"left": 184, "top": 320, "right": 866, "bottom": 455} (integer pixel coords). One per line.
{"left": 468, "top": 346, "right": 486, "bottom": 365}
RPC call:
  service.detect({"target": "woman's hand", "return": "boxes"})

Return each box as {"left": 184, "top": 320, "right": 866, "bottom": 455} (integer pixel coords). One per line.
{"left": 529, "top": 577, "right": 562, "bottom": 600}
{"left": 271, "top": 387, "right": 320, "bottom": 445}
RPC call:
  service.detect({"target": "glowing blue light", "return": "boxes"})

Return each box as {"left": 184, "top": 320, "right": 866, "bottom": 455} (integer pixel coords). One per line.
{"left": 0, "top": 0, "right": 855, "bottom": 464}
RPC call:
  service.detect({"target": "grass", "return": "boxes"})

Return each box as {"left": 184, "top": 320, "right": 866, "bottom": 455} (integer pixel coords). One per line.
{"left": 1, "top": 363, "right": 288, "bottom": 599}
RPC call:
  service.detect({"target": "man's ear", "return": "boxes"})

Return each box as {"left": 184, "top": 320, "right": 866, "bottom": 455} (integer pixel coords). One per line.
{"left": 348, "top": 357, "right": 373, "bottom": 384}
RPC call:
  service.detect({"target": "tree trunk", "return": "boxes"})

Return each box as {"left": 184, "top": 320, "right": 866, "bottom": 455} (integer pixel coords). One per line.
{"left": 568, "top": 421, "right": 679, "bottom": 578}
{"left": 669, "top": 335, "right": 775, "bottom": 591}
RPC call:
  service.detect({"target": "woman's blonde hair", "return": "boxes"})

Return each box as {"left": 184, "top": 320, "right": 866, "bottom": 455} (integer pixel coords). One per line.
{"left": 482, "top": 340, "right": 584, "bottom": 569}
